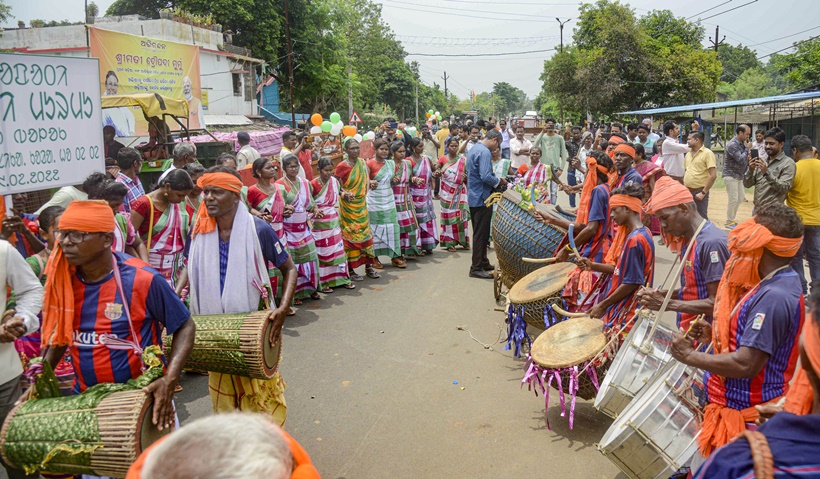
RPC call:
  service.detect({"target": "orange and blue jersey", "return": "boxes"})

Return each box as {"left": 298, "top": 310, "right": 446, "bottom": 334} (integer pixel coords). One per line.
{"left": 704, "top": 267, "right": 803, "bottom": 411}
{"left": 693, "top": 413, "right": 820, "bottom": 478}
{"left": 71, "top": 252, "right": 190, "bottom": 394}
{"left": 678, "top": 222, "right": 728, "bottom": 330}
{"left": 614, "top": 167, "right": 642, "bottom": 189}
{"left": 602, "top": 226, "right": 655, "bottom": 332}
{"left": 580, "top": 183, "right": 611, "bottom": 262}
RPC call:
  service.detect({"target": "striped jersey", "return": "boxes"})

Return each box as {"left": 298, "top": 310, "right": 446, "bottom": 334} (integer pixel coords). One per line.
{"left": 603, "top": 226, "right": 655, "bottom": 331}
{"left": 678, "top": 222, "right": 729, "bottom": 330}
{"left": 704, "top": 267, "right": 804, "bottom": 410}
{"left": 580, "top": 183, "right": 611, "bottom": 262}
{"left": 70, "top": 252, "right": 190, "bottom": 393}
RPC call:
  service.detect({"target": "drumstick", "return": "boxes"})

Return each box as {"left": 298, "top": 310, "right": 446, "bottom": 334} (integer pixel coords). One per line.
{"left": 567, "top": 223, "right": 581, "bottom": 260}
{"left": 550, "top": 303, "right": 587, "bottom": 318}
{"left": 683, "top": 314, "right": 706, "bottom": 340}
{"left": 522, "top": 252, "right": 579, "bottom": 264}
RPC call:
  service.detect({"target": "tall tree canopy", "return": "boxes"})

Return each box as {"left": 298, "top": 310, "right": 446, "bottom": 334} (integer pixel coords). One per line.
{"left": 771, "top": 38, "right": 820, "bottom": 90}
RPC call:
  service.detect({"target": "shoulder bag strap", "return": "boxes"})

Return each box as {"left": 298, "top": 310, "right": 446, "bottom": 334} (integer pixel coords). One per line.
{"left": 146, "top": 195, "right": 156, "bottom": 250}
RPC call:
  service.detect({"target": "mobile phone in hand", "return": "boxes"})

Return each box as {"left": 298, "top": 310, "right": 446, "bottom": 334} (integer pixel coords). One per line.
{"left": 750, "top": 148, "right": 759, "bottom": 159}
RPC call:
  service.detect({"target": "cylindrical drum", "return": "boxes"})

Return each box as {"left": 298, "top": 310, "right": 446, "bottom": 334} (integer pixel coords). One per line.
{"left": 0, "top": 389, "right": 168, "bottom": 478}
{"left": 165, "top": 311, "right": 281, "bottom": 379}
{"left": 508, "top": 262, "right": 576, "bottom": 330}
{"left": 492, "top": 190, "right": 567, "bottom": 289}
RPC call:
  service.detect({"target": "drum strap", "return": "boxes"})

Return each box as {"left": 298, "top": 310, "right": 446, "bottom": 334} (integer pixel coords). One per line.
{"left": 99, "top": 255, "right": 145, "bottom": 362}
{"left": 737, "top": 430, "right": 774, "bottom": 479}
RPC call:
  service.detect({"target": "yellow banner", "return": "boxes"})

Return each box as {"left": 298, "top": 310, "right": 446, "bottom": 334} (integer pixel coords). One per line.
{"left": 89, "top": 27, "right": 203, "bottom": 135}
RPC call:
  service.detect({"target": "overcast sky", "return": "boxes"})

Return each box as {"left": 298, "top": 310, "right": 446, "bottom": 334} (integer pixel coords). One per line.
{"left": 5, "top": 0, "right": 820, "bottom": 99}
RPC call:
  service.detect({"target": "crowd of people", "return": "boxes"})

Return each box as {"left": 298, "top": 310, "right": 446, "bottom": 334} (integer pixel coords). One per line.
{"left": 0, "top": 111, "right": 819, "bottom": 478}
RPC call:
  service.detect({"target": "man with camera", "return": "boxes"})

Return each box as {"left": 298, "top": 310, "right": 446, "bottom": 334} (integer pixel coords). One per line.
{"left": 420, "top": 123, "right": 440, "bottom": 160}
{"left": 743, "top": 127, "right": 796, "bottom": 211}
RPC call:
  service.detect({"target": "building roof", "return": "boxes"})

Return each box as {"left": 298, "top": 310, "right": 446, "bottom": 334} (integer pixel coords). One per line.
{"left": 204, "top": 114, "right": 253, "bottom": 126}
{"left": 617, "top": 91, "right": 820, "bottom": 116}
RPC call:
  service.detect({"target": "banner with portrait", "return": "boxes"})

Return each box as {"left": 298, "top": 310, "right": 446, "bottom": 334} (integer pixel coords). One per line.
{"left": 89, "top": 27, "right": 203, "bottom": 136}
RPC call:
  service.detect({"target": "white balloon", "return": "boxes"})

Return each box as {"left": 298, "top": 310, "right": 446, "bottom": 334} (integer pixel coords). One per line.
{"left": 334, "top": 120, "right": 344, "bottom": 128}
{"left": 434, "top": 111, "right": 440, "bottom": 117}
{"left": 364, "top": 131, "right": 376, "bottom": 140}
{"left": 330, "top": 123, "right": 343, "bottom": 136}
{"left": 310, "top": 126, "right": 322, "bottom": 134}
{"left": 354, "top": 134, "right": 363, "bottom": 142}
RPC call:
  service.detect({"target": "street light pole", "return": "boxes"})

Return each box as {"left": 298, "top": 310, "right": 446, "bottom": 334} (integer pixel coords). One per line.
{"left": 555, "top": 18, "right": 571, "bottom": 53}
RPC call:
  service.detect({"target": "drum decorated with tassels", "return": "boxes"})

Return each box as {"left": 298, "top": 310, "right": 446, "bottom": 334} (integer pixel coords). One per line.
{"left": 507, "top": 262, "right": 576, "bottom": 330}
{"left": 492, "top": 190, "right": 567, "bottom": 289}
{"left": 165, "top": 311, "right": 281, "bottom": 379}
{"left": 0, "top": 389, "right": 168, "bottom": 478}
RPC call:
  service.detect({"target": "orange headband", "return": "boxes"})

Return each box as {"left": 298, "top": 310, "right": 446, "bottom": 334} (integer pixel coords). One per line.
{"left": 713, "top": 218, "right": 803, "bottom": 354}
{"left": 192, "top": 173, "right": 244, "bottom": 237}
{"left": 613, "top": 143, "right": 635, "bottom": 158}
{"left": 609, "top": 194, "right": 642, "bottom": 213}
{"left": 42, "top": 200, "right": 117, "bottom": 347}
{"left": 608, "top": 135, "right": 625, "bottom": 145}
{"left": 643, "top": 176, "right": 695, "bottom": 253}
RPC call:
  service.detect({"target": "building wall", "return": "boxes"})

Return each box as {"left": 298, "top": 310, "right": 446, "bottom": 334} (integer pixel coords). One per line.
{"left": 0, "top": 17, "right": 260, "bottom": 117}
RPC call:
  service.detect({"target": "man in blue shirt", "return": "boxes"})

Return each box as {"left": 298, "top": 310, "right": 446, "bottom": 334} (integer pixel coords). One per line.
{"left": 466, "top": 129, "right": 507, "bottom": 278}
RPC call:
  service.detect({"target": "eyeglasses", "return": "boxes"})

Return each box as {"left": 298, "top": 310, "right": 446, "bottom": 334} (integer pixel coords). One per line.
{"left": 55, "top": 230, "right": 104, "bottom": 244}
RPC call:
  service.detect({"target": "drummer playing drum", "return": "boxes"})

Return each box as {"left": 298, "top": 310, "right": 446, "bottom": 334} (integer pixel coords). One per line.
{"left": 577, "top": 183, "right": 654, "bottom": 335}
{"left": 637, "top": 176, "right": 729, "bottom": 331}
{"left": 669, "top": 204, "right": 805, "bottom": 459}
{"left": 538, "top": 150, "right": 614, "bottom": 311}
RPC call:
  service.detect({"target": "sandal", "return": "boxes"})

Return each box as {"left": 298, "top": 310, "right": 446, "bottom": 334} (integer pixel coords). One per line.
{"left": 447, "top": 246, "right": 457, "bottom": 252}
{"left": 344, "top": 282, "right": 356, "bottom": 289}
{"left": 419, "top": 251, "right": 426, "bottom": 257}
{"left": 350, "top": 272, "right": 364, "bottom": 282}
{"left": 293, "top": 298, "right": 303, "bottom": 305}
{"left": 391, "top": 258, "right": 407, "bottom": 268}
{"left": 321, "top": 287, "right": 333, "bottom": 294}
{"left": 310, "top": 292, "right": 321, "bottom": 300}
{"left": 366, "top": 268, "right": 381, "bottom": 279}
{"left": 373, "top": 260, "right": 384, "bottom": 270}
{"left": 287, "top": 307, "right": 296, "bottom": 316}
{"left": 461, "top": 244, "right": 471, "bottom": 250}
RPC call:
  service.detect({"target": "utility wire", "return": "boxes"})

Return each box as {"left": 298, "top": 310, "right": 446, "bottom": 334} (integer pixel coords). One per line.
{"left": 757, "top": 34, "right": 820, "bottom": 60}
{"left": 407, "top": 48, "right": 556, "bottom": 57}
{"left": 381, "top": 3, "right": 560, "bottom": 23}
{"left": 745, "top": 26, "right": 820, "bottom": 47}
{"left": 382, "top": 0, "right": 561, "bottom": 20}
{"left": 694, "top": 0, "right": 758, "bottom": 23}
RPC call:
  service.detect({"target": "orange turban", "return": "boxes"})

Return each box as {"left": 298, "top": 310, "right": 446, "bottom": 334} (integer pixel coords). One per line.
{"left": 713, "top": 218, "right": 803, "bottom": 355}
{"left": 192, "top": 172, "right": 244, "bottom": 237}
{"left": 604, "top": 195, "right": 643, "bottom": 265}
{"left": 613, "top": 143, "right": 635, "bottom": 158}
{"left": 643, "top": 176, "right": 694, "bottom": 253}
{"left": 785, "top": 309, "right": 820, "bottom": 415}
{"left": 42, "top": 201, "right": 116, "bottom": 347}
{"left": 608, "top": 135, "right": 625, "bottom": 145}
{"left": 576, "top": 156, "right": 610, "bottom": 226}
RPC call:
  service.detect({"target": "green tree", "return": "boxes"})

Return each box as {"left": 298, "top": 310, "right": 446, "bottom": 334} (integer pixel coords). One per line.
{"left": 771, "top": 38, "right": 820, "bottom": 89}
{"left": 105, "top": 0, "right": 171, "bottom": 18}
{"left": 491, "top": 82, "right": 527, "bottom": 117}
{"left": 638, "top": 9, "right": 704, "bottom": 49}
{"left": 0, "top": 0, "right": 11, "bottom": 27}
{"left": 716, "top": 44, "right": 761, "bottom": 82}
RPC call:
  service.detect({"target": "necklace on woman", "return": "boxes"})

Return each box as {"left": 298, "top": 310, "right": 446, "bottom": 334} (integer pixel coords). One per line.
{"left": 284, "top": 176, "right": 300, "bottom": 193}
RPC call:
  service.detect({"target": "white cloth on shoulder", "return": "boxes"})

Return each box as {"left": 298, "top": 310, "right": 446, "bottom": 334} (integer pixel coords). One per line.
{"left": 188, "top": 205, "right": 272, "bottom": 315}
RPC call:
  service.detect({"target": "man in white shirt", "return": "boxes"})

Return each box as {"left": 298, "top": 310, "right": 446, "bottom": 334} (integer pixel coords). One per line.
{"left": 158, "top": 142, "right": 197, "bottom": 183}
{"left": 34, "top": 186, "right": 87, "bottom": 214}
{"left": 0, "top": 240, "right": 45, "bottom": 479}
{"left": 751, "top": 128, "right": 768, "bottom": 162}
{"left": 661, "top": 120, "right": 690, "bottom": 183}
{"left": 235, "top": 131, "right": 261, "bottom": 169}
{"left": 509, "top": 125, "right": 532, "bottom": 169}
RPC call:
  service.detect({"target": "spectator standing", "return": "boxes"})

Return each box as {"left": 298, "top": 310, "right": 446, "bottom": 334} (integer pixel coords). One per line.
{"left": 743, "top": 127, "right": 796, "bottom": 211}
{"left": 642, "top": 118, "right": 660, "bottom": 143}
{"left": 661, "top": 120, "right": 689, "bottom": 183}
{"left": 532, "top": 118, "right": 567, "bottom": 204}
{"left": 236, "top": 131, "right": 260, "bottom": 169}
{"left": 420, "top": 123, "right": 440, "bottom": 161}
{"left": 465, "top": 129, "right": 506, "bottom": 279}
{"left": 626, "top": 122, "right": 639, "bottom": 143}
{"left": 787, "top": 135, "right": 820, "bottom": 295}
{"left": 435, "top": 121, "right": 450, "bottom": 158}
{"left": 683, "top": 131, "right": 717, "bottom": 220}
{"left": 722, "top": 124, "right": 750, "bottom": 230}
{"left": 509, "top": 125, "right": 532, "bottom": 170}
{"left": 636, "top": 124, "right": 656, "bottom": 151}
{"left": 751, "top": 129, "right": 768, "bottom": 162}
{"left": 565, "top": 126, "right": 582, "bottom": 208}
{"left": 114, "top": 147, "right": 146, "bottom": 213}
{"left": 498, "top": 119, "right": 514, "bottom": 159}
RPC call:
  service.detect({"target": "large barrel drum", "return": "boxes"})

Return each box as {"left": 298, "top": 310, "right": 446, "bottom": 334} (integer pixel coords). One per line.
{"left": 492, "top": 189, "right": 568, "bottom": 289}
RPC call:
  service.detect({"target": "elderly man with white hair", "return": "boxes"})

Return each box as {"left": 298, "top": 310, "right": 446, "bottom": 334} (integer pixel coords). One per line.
{"left": 126, "top": 413, "right": 320, "bottom": 479}
{"left": 642, "top": 118, "right": 660, "bottom": 143}
{"left": 158, "top": 142, "right": 197, "bottom": 183}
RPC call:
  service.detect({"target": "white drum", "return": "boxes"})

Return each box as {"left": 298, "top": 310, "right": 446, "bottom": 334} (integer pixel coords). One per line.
{"left": 594, "top": 311, "right": 676, "bottom": 418}
{"left": 597, "top": 360, "right": 705, "bottom": 479}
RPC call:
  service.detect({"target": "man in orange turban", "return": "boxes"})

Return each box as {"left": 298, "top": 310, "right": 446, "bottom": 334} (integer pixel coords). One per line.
{"left": 187, "top": 166, "right": 297, "bottom": 425}
{"left": 578, "top": 182, "right": 655, "bottom": 335}
{"left": 638, "top": 175, "right": 729, "bottom": 332}
{"left": 41, "top": 200, "right": 195, "bottom": 431}
{"left": 670, "top": 203, "right": 805, "bottom": 458}
{"left": 692, "top": 233, "right": 817, "bottom": 479}
{"left": 127, "top": 412, "right": 321, "bottom": 479}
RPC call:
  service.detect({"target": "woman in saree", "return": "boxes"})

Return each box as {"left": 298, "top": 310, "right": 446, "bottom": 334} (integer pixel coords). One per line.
{"left": 247, "top": 157, "right": 293, "bottom": 304}
{"left": 391, "top": 141, "right": 422, "bottom": 259}
{"left": 492, "top": 144, "right": 512, "bottom": 179}
{"left": 335, "top": 138, "right": 379, "bottom": 281}
{"left": 367, "top": 138, "right": 404, "bottom": 268}
{"left": 632, "top": 143, "right": 664, "bottom": 235}
{"left": 437, "top": 136, "right": 470, "bottom": 252}
{"left": 408, "top": 137, "right": 439, "bottom": 254}
{"left": 130, "top": 168, "right": 193, "bottom": 288}
{"left": 182, "top": 162, "right": 206, "bottom": 229}
{"left": 517, "top": 146, "right": 553, "bottom": 203}
{"left": 311, "top": 157, "right": 355, "bottom": 293}
{"left": 275, "top": 153, "right": 321, "bottom": 303}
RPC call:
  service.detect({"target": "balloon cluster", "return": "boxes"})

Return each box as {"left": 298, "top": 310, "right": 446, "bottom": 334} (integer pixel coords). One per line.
{"left": 309, "top": 112, "right": 356, "bottom": 137}
{"left": 426, "top": 109, "right": 442, "bottom": 121}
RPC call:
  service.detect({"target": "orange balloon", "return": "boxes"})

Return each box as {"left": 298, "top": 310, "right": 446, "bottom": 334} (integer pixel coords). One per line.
{"left": 310, "top": 113, "right": 323, "bottom": 127}
{"left": 426, "top": 113, "right": 431, "bottom": 118}
{"left": 342, "top": 125, "right": 357, "bottom": 137}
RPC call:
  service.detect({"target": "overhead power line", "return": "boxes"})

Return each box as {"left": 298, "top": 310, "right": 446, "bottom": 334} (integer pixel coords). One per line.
{"left": 381, "top": 2, "right": 560, "bottom": 23}
{"left": 396, "top": 34, "right": 559, "bottom": 47}
{"left": 693, "top": 0, "right": 758, "bottom": 23}
{"left": 745, "top": 26, "right": 820, "bottom": 47}
{"left": 757, "top": 34, "right": 820, "bottom": 60}
{"left": 407, "top": 48, "right": 556, "bottom": 57}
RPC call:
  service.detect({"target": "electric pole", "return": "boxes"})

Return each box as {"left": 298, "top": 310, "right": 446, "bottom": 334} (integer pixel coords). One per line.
{"left": 556, "top": 18, "right": 571, "bottom": 53}
{"left": 283, "top": 0, "right": 296, "bottom": 128}
{"left": 348, "top": 65, "right": 353, "bottom": 123}
{"left": 441, "top": 71, "right": 449, "bottom": 102}
{"left": 709, "top": 25, "right": 726, "bottom": 54}
{"left": 415, "top": 81, "right": 419, "bottom": 125}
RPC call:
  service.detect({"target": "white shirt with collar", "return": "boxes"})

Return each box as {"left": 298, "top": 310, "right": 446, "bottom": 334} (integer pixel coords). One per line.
{"left": 509, "top": 137, "right": 533, "bottom": 169}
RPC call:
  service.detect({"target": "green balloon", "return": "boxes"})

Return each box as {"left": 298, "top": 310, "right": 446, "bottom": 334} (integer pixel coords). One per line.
{"left": 329, "top": 112, "right": 341, "bottom": 124}
{"left": 428, "top": 109, "right": 434, "bottom": 115}
{"left": 321, "top": 120, "right": 333, "bottom": 133}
